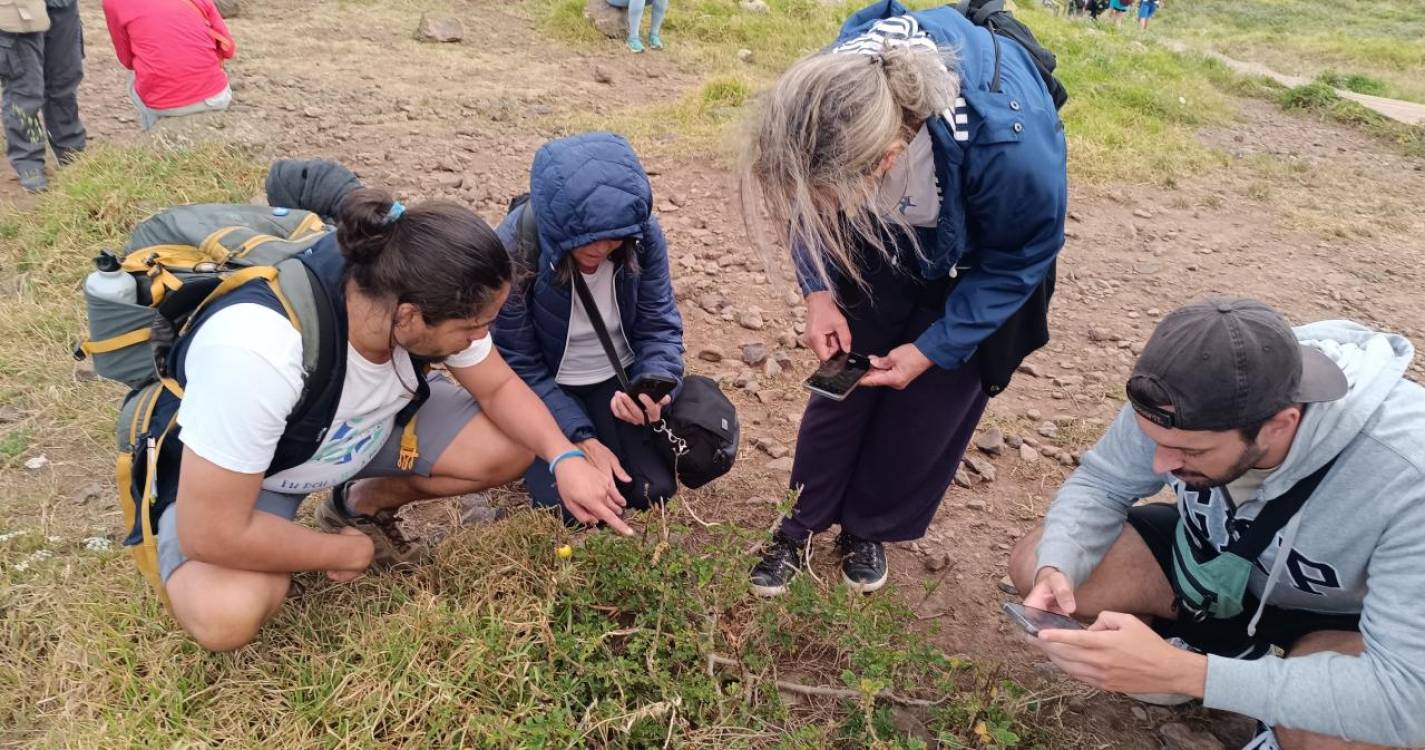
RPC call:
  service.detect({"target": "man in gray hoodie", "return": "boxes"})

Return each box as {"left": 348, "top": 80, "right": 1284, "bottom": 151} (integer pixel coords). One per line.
{"left": 1008, "top": 297, "right": 1425, "bottom": 750}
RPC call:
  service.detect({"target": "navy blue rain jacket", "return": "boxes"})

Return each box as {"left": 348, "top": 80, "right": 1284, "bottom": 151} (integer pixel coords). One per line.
{"left": 797, "top": 0, "right": 1068, "bottom": 372}
{"left": 493, "top": 132, "right": 685, "bottom": 442}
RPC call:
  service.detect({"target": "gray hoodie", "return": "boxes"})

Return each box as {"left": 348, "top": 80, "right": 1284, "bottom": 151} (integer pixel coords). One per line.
{"left": 1036, "top": 321, "right": 1425, "bottom": 746}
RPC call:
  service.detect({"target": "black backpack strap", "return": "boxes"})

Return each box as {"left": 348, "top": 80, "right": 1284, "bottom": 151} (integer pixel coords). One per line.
{"left": 962, "top": 0, "right": 1005, "bottom": 25}
{"left": 513, "top": 193, "right": 542, "bottom": 278}
{"left": 1227, "top": 457, "right": 1338, "bottom": 562}
{"left": 275, "top": 257, "right": 336, "bottom": 423}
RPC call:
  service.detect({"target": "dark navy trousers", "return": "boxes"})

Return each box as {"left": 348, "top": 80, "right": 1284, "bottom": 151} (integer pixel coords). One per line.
{"left": 526, "top": 376, "right": 676, "bottom": 518}
{"left": 781, "top": 250, "right": 988, "bottom": 543}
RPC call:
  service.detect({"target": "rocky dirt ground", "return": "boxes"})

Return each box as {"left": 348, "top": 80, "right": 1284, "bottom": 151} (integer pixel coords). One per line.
{"left": 7, "top": 0, "right": 1425, "bottom": 747}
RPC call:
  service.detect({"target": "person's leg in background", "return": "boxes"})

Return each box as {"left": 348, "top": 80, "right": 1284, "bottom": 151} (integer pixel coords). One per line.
{"left": 0, "top": 29, "right": 50, "bottom": 191}
{"left": 40, "top": 1, "right": 84, "bottom": 165}
{"left": 605, "top": 0, "right": 646, "bottom": 53}
{"left": 127, "top": 74, "right": 160, "bottom": 131}
{"left": 647, "top": 0, "right": 668, "bottom": 50}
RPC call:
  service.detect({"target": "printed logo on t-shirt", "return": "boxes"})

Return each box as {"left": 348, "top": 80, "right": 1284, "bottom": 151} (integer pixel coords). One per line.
{"left": 275, "top": 416, "right": 387, "bottom": 492}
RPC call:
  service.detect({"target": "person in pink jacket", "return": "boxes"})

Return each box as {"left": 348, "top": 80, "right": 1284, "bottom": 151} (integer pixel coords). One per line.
{"left": 102, "top": 0, "right": 236, "bottom": 130}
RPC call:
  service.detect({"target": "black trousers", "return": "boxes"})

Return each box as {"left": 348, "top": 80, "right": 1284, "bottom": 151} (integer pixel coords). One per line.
{"left": 781, "top": 250, "right": 989, "bottom": 543}
{"left": 0, "top": 2, "right": 86, "bottom": 176}
{"left": 526, "top": 376, "right": 676, "bottom": 517}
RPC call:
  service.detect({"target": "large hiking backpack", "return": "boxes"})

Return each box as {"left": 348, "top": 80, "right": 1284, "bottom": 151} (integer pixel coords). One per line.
{"left": 78, "top": 204, "right": 336, "bottom": 600}
{"left": 956, "top": 0, "right": 1068, "bottom": 110}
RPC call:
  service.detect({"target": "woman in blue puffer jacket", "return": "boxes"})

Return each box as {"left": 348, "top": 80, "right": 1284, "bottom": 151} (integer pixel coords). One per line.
{"left": 494, "top": 132, "right": 686, "bottom": 519}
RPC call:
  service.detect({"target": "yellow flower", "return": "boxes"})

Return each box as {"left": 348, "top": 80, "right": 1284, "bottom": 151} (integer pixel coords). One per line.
{"left": 556, "top": 544, "right": 573, "bottom": 559}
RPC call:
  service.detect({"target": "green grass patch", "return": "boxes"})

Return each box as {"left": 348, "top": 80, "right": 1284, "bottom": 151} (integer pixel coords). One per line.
{"left": 0, "top": 426, "right": 30, "bottom": 463}
{"left": 541, "top": 0, "right": 1242, "bottom": 183}
{"left": 0, "top": 143, "right": 263, "bottom": 448}
{"left": 1279, "top": 82, "right": 1425, "bottom": 157}
{"left": 1159, "top": 0, "right": 1425, "bottom": 104}
{"left": 1017, "top": 5, "right": 1234, "bottom": 184}
{"left": 537, "top": 0, "right": 868, "bottom": 73}
{"left": 2, "top": 511, "right": 1050, "bottom": 747}
{"left": 1315, "top": 69, "right": 1388, "bottom": 97}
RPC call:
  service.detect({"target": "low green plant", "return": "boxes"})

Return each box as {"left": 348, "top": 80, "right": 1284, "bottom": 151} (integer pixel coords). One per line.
{"left": 1279, "top": 82, "right": 1425, "bottom": 157}
{"left": 1, "top": 510, "right": 1050, "bottom": 747}
{"left": 1315, "top": 70, "right": 1389, "bottom": 97}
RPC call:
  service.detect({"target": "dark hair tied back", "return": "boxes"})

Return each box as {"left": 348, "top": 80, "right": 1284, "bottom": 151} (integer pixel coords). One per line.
{"left": 335, "top": 188, "right": 512, "bottom": 324}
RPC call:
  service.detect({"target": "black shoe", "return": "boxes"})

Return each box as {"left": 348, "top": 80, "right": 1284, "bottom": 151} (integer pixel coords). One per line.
{"left": 749, "top": 532, "right": 805, "bottom": 597}
{"left": 837, "top": 532, "right": 887, "bottom": 593}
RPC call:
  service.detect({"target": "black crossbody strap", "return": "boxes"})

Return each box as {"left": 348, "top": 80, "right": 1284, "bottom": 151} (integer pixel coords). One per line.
{"left": 570, "top": 268, "right": 632, "bottom": 392}
{"left": 1228, "top": 457, "right": 1338, "bottom": 561}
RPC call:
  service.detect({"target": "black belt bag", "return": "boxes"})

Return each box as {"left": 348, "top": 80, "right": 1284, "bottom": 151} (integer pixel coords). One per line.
{"left": 1170, "top": 458, "right": 1337, "bottom": 622}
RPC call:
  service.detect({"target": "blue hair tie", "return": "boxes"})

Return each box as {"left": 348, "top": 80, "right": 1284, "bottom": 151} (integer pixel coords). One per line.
{"left": 384, "top": 201, "right": 406, "bottom": 225}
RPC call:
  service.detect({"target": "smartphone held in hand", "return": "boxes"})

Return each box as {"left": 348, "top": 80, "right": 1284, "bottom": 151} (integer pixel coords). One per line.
{"left": 804, "top": 352, "right": 871, "bottom": 401}
{"left": 628, "top": 373, "right": 677, "bottom": 404}
{"left": 1002, "top": 602, "right": 1084, "bottom": 636}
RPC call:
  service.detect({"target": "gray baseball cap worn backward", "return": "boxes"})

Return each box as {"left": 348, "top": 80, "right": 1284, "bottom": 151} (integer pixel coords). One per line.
{"left": 1127, "top": 297, "right": 1348, "bottom": 431}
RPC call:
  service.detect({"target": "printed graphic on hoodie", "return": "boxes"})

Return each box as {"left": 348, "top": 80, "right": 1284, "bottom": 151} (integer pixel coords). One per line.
{"left": 1177, "top": 483, "right": 1342, "bottom": 597}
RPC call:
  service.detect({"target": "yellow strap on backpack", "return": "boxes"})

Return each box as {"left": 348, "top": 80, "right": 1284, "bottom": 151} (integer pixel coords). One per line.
{"left": 79, "top": 327, "right": 151, "bottom": 356}
{"left": 396, "top": 416, "right": 420, "bottom": 471}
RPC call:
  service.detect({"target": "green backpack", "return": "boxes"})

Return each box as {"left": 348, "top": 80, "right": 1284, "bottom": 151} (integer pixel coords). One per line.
{"left": 77, "top": 203, "right": 334, "bottom": 601}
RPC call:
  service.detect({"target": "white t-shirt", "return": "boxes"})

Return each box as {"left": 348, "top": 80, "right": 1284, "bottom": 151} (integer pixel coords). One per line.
{"left": 556, "top": 260, "right": 635, "bottom": 386}
{"left": 875, "top": 124, "right": 940, "bottom": 228}
{"left": 176, "top": 303, "right": 492, "bottom": 493}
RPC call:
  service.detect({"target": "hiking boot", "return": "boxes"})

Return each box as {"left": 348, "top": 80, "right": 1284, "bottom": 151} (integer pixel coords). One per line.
{"left": 648, "top": 33, "right": 664, "bottom": 50}
{"left": 313, "top": 481, "right": 428, "bottom": 568}
{"left": 837, "top": 532, "right": 887, "bottom": 593}
{"left": 627, "top": 36, "right": 645, "bottom": 53}
{"left": 18, "top": 169, "right": 46, "bottom": 194}
{"left": 749, "top": 532, "right": 805, "bottom": 597}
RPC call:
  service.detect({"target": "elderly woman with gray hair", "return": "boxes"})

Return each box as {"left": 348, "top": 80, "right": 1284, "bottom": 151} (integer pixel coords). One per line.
{"left": 742, "top": 0, "right": 1067, "bottom": 596}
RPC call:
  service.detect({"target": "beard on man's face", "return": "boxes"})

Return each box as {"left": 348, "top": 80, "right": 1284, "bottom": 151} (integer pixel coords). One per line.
{"left": 1173, "top": 441, "right": 1268, "bottom": 491}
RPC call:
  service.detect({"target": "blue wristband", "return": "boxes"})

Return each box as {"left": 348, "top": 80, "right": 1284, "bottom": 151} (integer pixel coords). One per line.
{"left": 548, "top": 449, "right": 587, "bottom": 476}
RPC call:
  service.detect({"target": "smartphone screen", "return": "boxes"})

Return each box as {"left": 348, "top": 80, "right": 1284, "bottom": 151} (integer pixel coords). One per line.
{"left": 804, "top": 352, "right": 871, "bottom": 401}
{"left": 1001, "top": 602, "right": 1084, "bottom": 636}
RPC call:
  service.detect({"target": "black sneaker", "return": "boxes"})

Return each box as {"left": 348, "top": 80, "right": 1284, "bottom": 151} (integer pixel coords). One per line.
{"left": 838, "top": 532, "right": 888, "bottom": 593}
{"left": 749, "top": 532, "right": 805, "bottom": 597}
